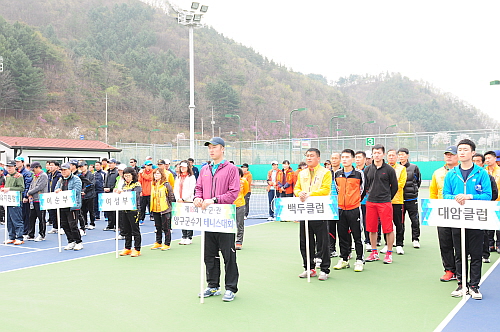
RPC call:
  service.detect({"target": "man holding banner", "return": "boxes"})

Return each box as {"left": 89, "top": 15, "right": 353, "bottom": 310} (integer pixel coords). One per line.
{"left": 443, "top": 139, "right": 492, "bottom": 300}
{"left": 1, "top": 160, "right": 24, "bottom": 245}
{"left": 294, "top": 148, "right": 332, "bottom": 281}
{"left": 194, "top": 137, "right": 240, "bottom": 302}
{"left": 55, "top": 163, "right": 83, "bottom": 251}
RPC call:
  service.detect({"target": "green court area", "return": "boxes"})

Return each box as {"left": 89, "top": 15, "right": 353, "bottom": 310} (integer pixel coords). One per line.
{"left": 2, "top": 217, "right": 489, "bottom": 331}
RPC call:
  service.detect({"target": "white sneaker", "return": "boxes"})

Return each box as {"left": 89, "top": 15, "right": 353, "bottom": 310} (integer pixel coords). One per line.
{"left": 354, "top": 260, "right": 364, "bottom": 272}
{"left": 59, "top": 228, "right": 65, "bottom": 235}
{"left": 333, "top": 259, "right": 350, "bottom": 270}
{"left": 48, "top": 228, "right": 58, "bottom": 234}
{"left": 73, "top": 242, "right": 84, "bottom": 251}
{"left": 179, "top": 238, "right": 186, "bottom": 245}
{"left": 87, "top": 225, "right": 95, "bottom": 230}
{"left": 64, "top": 242, "right": 76, "bottom": 250}
{"left": 34, "top": 235, "right": 45, "bottom": 242}
{"left": 396, "top": 246, "right": 404, "bottom": 255}
{"left": 185, "top": 238, "right": 192, "bottom": 245}
{"left": 79, "top": 229, "right": 86, "bottom": 236}
{"left": 380, "top": 246, "right": 388, "bottom": 254}
{"left": 318, "top": 271, "right": 328, "bottom": 281}
{"left": 244, "top": 216, "right": 248, "bottom": 220}
{"left": 267, "top": 217, "right": 274, "bottom": 221}
{"left": 413, "top": 240, "right": 420, "bottom": 248}
{"left": 117, "top": 235, "right": 125, "bottom": 240}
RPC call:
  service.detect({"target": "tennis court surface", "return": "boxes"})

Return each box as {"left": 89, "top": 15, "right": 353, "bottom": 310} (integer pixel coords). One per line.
{"left": 1, "top": 216, "right": 498, "bottom": 331}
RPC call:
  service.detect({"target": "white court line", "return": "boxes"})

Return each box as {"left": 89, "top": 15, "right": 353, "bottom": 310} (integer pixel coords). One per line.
{"left": 433, "top": 256, "right": 500, "bottom": 332}
{"left": 0, "top": 220, "right": 274, "bottom": 273}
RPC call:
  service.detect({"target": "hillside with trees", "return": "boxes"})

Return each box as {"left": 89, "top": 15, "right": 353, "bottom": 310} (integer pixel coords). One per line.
{"left": 0, "top": 0, "right": 496, "bottom": 144}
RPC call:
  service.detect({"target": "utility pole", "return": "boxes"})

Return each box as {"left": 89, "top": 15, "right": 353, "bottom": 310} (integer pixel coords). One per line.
{"left": 211, "top": 106, "right": 215, "bottom": 137}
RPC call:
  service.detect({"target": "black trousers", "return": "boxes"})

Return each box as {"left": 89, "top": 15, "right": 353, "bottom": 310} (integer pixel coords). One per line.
{"left": 452, "top": 228, "right": 483, "bottom": 288}
{"left": 22, "top": 201, "right": 30, "bottom": 235}
{"left": 28, "top": 202, "right": 46, "bottom": 238}
{"left": 204, "top": 232, "right": 239, "bottom": 293}
{"left": 244, "top": 192, "right": 251, "bottom": 217}
{"left": 139, "top": 195, "right": 151, "bottom": 221}
{"left": 120, "top": 210, "right": 141, "bottom": 251}
{"left": 48, "top": 209, "right": 57, "bottom": 228}
{"left": 404, "top": 200, "right": 420, "bottom": 242}
{"left": 438, "top": 226, "right": 455, "bottom": 273}
{"left": 60, "top": 209, "right": 82, "bottom": 244}
{"left": 300, "top": 220, "right": 330, "bottom": 274}
{"left": 337, "top": 208, "right": 363, "bottom": 261}
{"left": 328, "top": 219, "right": 337, "bottom": 254}
{"left": 79, "top": 198, "right": 95, "bottom": 228}
{"left": 182, "top": 229, "right": 193, "bottom": 239}
{"left": 153, "top": 212, "right": 171, "bottom": 245}
{"left": 392, "top": 204, "right": 404, "bottom": 246}
{"left": 361, "top": 204, "right": 369, "bottom": 244}
{"left": 487, "top": 230, "right": 500, "bottom": 248}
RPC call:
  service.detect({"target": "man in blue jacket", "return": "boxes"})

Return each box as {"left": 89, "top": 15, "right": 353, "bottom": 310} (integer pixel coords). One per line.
{"left": 15, "top": 156, "right": 32, "bottom": 238}
{"left": 443, "top": 139, "right": 492, "bottom": 300}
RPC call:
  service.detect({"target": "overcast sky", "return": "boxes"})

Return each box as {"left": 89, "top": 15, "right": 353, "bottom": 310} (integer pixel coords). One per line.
{"left": 172, "top": 0, "right": 500, "bottom": 123}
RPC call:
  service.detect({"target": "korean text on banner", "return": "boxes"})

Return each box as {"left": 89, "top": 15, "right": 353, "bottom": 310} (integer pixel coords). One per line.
{"left": 274, "top": 196, "right": 339, "bottom": 221}
{"left": 171, "top": 203, "right": 236, "bottom": 233}
{"left": 98, "top": 192, "right": 137, "bottom": 211}
{"left": 0, "top": 191, "right": 21, "bottom": 207}
{"left": 39, "top": 190, "right": 77, "bottom": 210}
{"left": 420, "top": 198, "right": 500, "bottom": 230}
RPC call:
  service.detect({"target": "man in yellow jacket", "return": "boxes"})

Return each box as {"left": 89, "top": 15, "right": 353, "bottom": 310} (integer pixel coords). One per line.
{"left": 294, "top": 148, "right": 332, "bottom": 281}
{"left": 381, "top": 149, "right": 407, "bottom": 255}
{"left": 429, "top": 146, "right": 459, "bottom": 282}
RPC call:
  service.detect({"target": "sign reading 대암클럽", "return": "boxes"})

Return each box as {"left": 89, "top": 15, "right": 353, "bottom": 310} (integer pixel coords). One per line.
{"left": 171, "top": 202, "right": 236, "bottom": 233}
{"left": 420, "top": 198, "right": 500, "bottom": 230}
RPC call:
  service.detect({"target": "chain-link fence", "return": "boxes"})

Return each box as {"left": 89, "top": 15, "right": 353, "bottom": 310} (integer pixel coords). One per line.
{"left": 113, "top": 129, "right": 500, "bottom": 165}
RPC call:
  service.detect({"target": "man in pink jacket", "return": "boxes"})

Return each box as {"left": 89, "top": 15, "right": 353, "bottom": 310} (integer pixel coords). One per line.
{"left": 194, "top": 137, "right": 240, "bottom": 302}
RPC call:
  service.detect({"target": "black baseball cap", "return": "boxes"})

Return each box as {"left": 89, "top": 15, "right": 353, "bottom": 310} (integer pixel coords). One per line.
{"left": 78, "top": 161, "right": 87, "bottom": 167}
{"left": 204, "top": 137, "right": 225, "bottom": 147}
{"left": 31, "top": 162, "right": 42, "bottom": 168}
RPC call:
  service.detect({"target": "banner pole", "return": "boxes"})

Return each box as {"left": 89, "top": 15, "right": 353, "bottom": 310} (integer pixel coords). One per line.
{"left": 4, "top": 206, "right": 8, "bottom": 244}
{"left": 200, "top": 230, "right": 205, "bottom": 304}
{"left": 461, "top": 227, "right": 467, "bottom": 298}
{"left": 305, "top": 219, "right": 311, "bottom": 283}
{"left": 116, "top": 209, "right": 119, "bottom": 258}
{"left": 57, "top": 208, "right": 61, "bottom": 252}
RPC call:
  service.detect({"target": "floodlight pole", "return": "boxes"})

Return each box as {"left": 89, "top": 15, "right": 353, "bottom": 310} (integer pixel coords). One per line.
{"left": 189, "top": 26, "right": 195, "bottom": 159}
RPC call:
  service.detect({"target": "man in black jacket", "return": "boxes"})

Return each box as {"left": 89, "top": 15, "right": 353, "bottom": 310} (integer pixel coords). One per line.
{"left": 364, "top": 144, "right": 398, "bottom": 264}
{"left": 103, "top": 158, "right": 119, "bottom": 231}
{"left": 398, "top": 148, "right": 422, "bottom": 248}
{"left": 78, "top": 161, "right": 96, "bottom": 231}
{"left": 47, "top": 161, "right": 62, "bottom": 234}
{"left": 93, "top": 161, "right": 106, "bottom": 220}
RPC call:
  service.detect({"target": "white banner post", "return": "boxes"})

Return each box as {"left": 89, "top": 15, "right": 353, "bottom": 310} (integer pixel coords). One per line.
{"left": 305, "top": 219, "right": 311, "bottom": 283}
{"left": 171, "top": 202, "right": 237, "bottom": 304}
{"left": 200, "top": 230, "right": 206, "bottom": 304}
{"left": 115, "top": 210, "right": 119, "bottom": 258}
{"left": 3, "top": 207, "right": 7, "bottom": 244}
{"left": 461, "top": 227, "right": 467, "bottom": 298}
{"left": 57, "top": 208, "right": 61, "bottom": 252}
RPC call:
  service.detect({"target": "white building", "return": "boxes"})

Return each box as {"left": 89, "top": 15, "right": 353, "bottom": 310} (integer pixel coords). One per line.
{"left": 0, "top": 136, "right": 121, "bottom": 166}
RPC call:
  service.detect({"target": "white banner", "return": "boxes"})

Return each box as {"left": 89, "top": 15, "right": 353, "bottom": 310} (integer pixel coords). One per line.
{"left": 171, "top": 203, "right": 236, "bottom": 233}
{"left": 0, "top": 191, "right": 21, "bottom": 207}
{"left": 98, "top": 192, "right": 137, "bottom": 211}
{"left": 39, "top": 190, "right": 77, "bottom": 210}
{"left": 420, "top": 198, "right": 500, "bottom": 230}
{"left": 274, "top": 196, "right": 339, "bottom": 221}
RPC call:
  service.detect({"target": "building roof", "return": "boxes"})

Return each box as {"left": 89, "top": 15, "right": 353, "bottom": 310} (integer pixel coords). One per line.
{"left": 0, "top": 136, "right": 122, "bottom": 152}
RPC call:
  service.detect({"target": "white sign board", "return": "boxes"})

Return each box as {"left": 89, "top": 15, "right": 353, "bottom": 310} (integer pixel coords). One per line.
{"left": 98, "top": 192, "right": 137, "bottom": 211}
{"left": 171, "top": 203, "right": 236, "bottom": 233}
{"left": 420, "top": 198, "right": 500, "bottom": 230}
{"left": 0, "top": 191, "right": 21, "bottom": 207}
{"left": 274, "top": 196, "right": 339, "bottom": 221}
{"left": 39, "top": 190, "right": 77, "bottom": 210}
